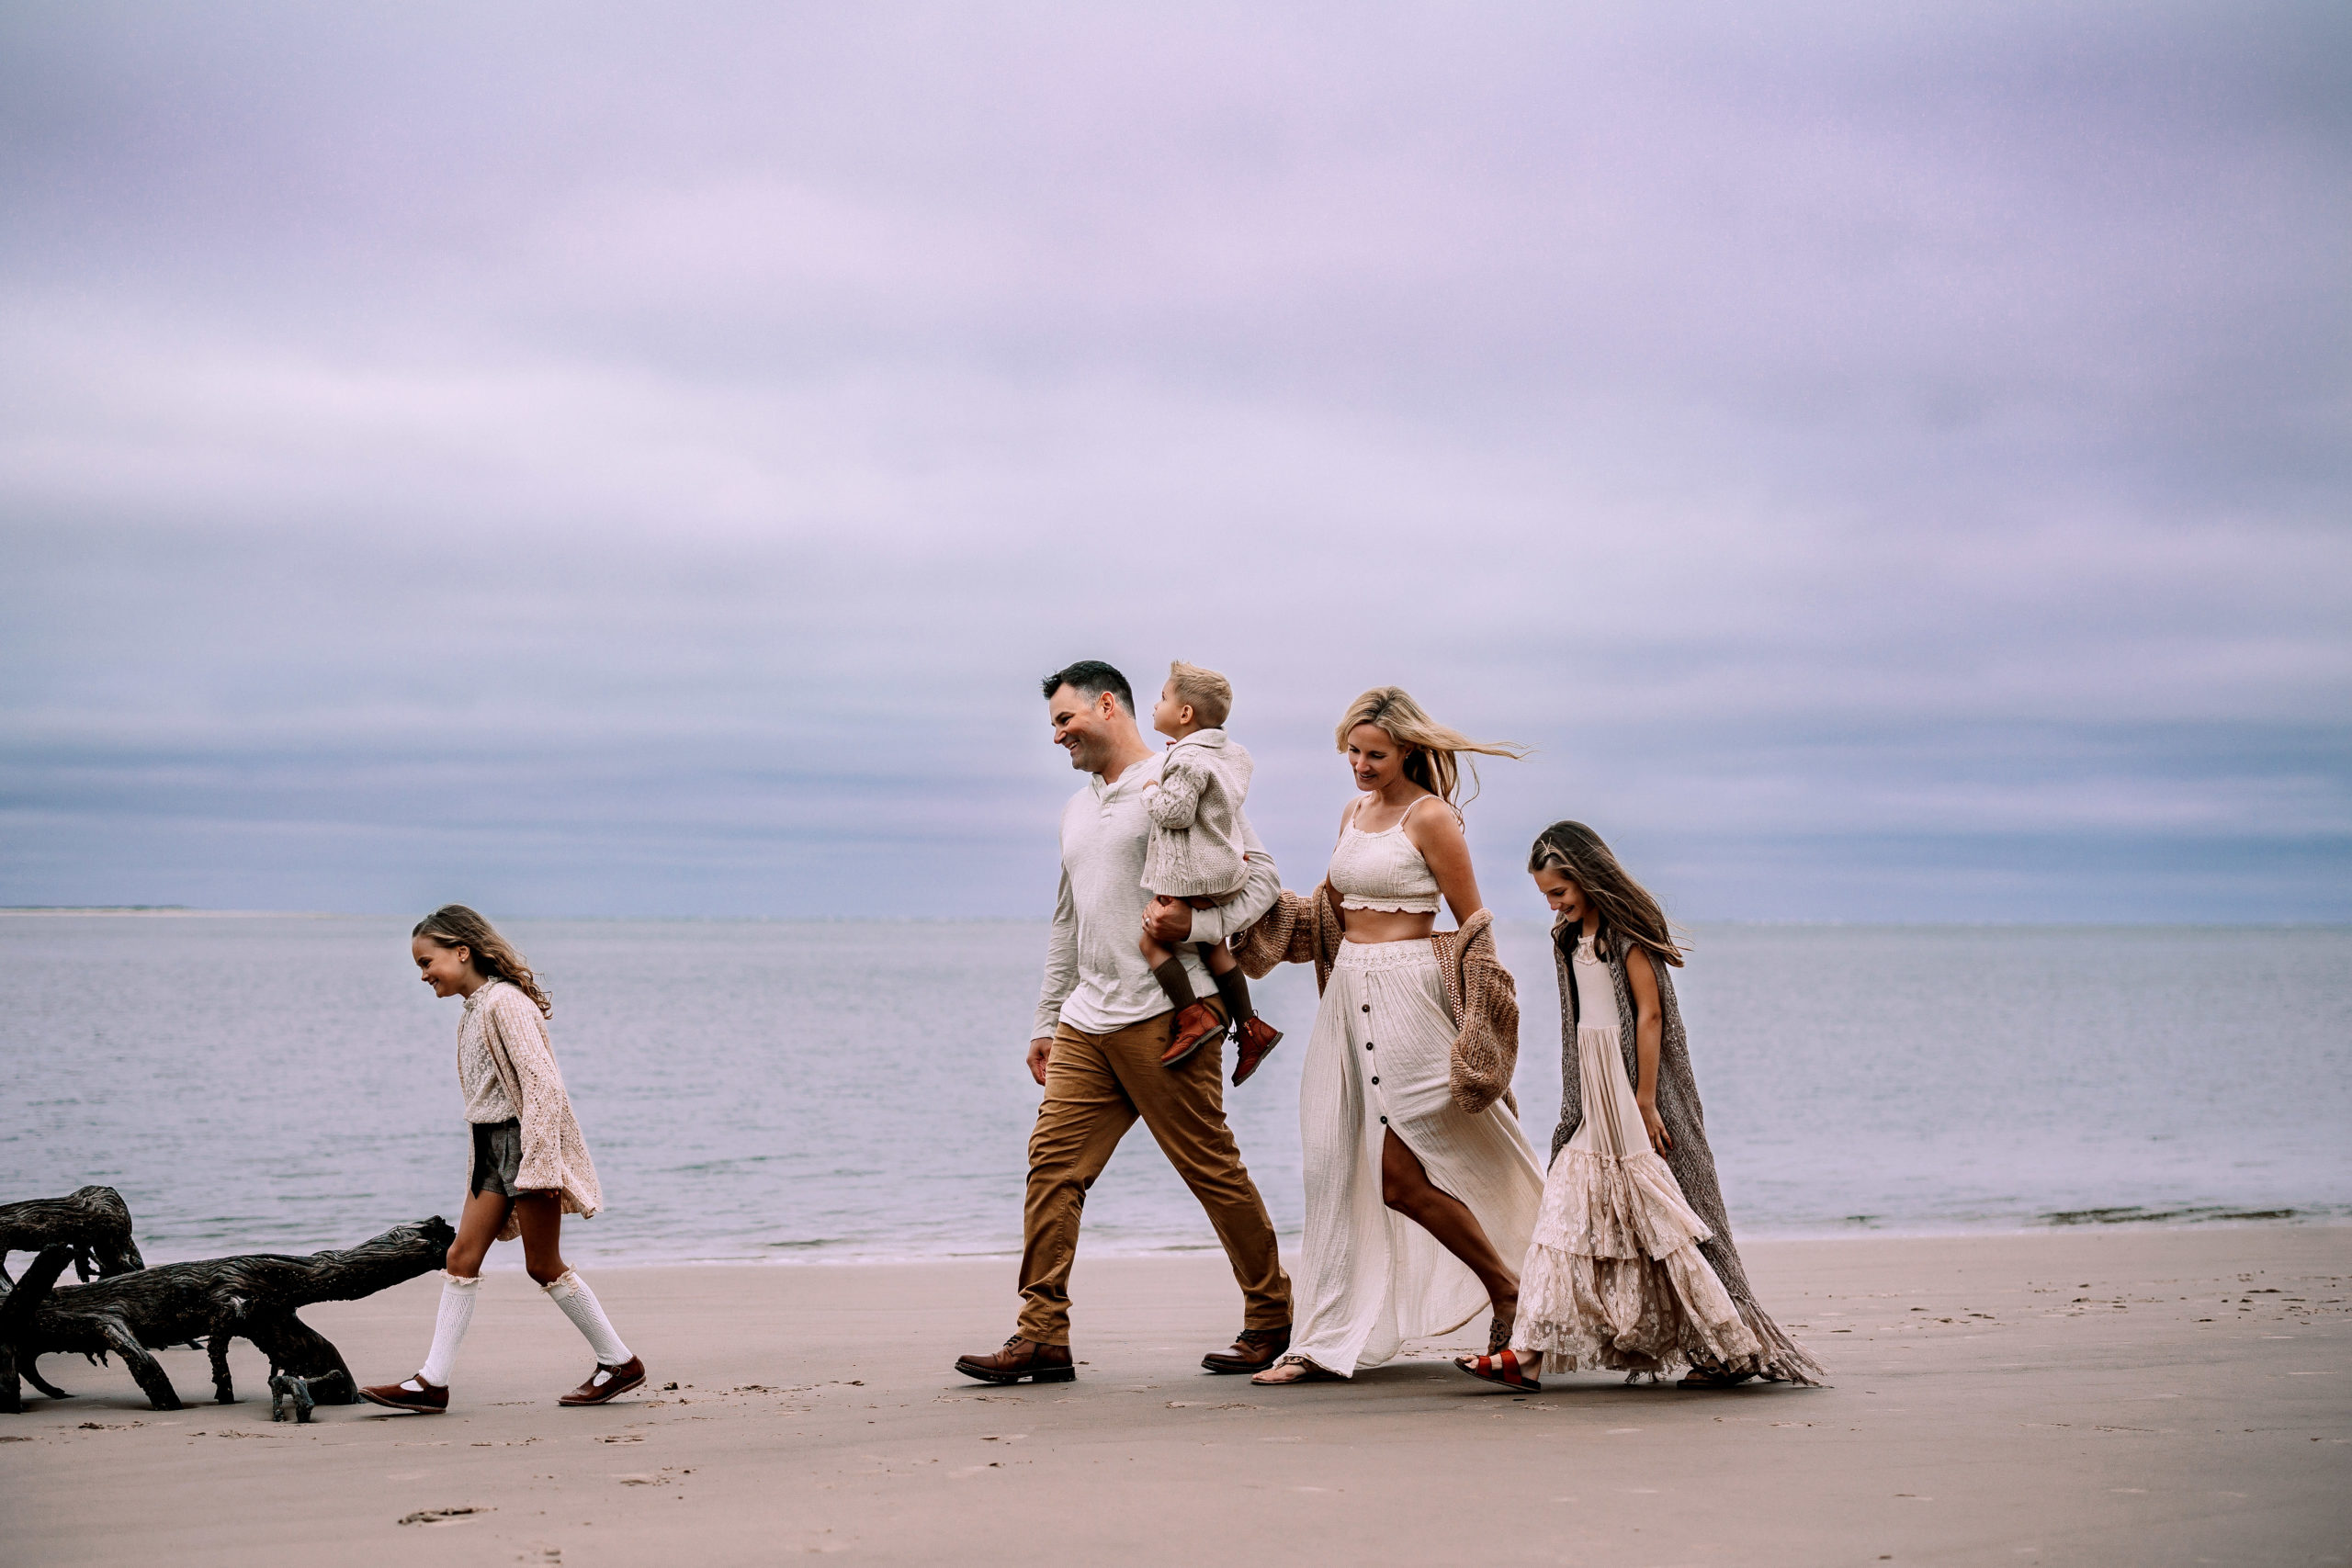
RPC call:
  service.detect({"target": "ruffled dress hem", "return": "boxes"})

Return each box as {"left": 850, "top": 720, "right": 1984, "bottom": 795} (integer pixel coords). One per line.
{"left": 1515, "top": 1145, "right": 1762, "bottom": 1374}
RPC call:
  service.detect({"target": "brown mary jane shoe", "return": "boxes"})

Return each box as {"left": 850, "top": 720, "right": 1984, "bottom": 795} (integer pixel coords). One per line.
{"left": 560, "top": 1355, "right": 647, "bottom": 1405}
{"left": 358, "top": 1374, "right": 448, "bottom": 1414}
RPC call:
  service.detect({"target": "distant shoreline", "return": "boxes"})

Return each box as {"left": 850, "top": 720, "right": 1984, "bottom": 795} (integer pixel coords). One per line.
{"left": 4, "top": 908, "right": 2346, "bottom": 931}
{"left": 113, "top": 1210, "right": 2349, "bottom": 1274}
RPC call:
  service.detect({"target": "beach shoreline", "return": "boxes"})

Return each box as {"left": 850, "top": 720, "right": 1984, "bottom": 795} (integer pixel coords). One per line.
{"left": 6, "top": 1223, "right": 2346, "bottom": 1566}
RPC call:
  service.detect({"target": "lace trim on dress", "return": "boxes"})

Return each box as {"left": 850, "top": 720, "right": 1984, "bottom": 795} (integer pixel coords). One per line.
{"left": 1530, "top": 1147, "right": 1713, "bottom": 1260}
{"left": 1515, "top": 1122, "right": 1765, "bottom": 1373}
{"left": 1516, "top": 1245, "right": 1762, "bottom": 1373}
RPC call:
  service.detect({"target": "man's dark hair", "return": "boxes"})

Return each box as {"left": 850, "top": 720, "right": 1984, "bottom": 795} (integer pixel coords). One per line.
{"left": 1040, "top": 660, "right": 1134, "bottom": 714}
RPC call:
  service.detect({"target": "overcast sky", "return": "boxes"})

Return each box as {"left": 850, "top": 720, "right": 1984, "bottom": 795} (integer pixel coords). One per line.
{"left": 3, "top": 2, "right": 2346, "bottom": 921}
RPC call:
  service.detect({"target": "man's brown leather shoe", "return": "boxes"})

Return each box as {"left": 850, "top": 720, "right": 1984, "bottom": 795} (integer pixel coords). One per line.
{"left": 1230, "top": 1016, "right": 1284, "bottom": 1085}
{"left": 955, "top": 1337, "right": 1076, "bottom": 1384}
{"left": 560, "top": 1355, "right": 647, "bottom": 1405}
{"left": 357, "top": 1374, "right": 447, "bottom": 1414}
{"left": 1159, "top": 1002, "right": 1226, "bottom": 1067}
{"left": 1201, "top": 1325, "right": 1291, "bottom": 1374}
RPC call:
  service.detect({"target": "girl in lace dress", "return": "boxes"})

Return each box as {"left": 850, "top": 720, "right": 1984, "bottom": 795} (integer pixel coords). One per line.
{"left": 1456, "top": 823, "right": 1823, "bottom": 1392}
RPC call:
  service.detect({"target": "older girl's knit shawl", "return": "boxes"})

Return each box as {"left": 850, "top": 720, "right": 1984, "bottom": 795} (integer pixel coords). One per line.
{"left": 1235, "top": 884, "right": 1519, "bottom": 1116}
{"left": 1554, "top": 925, "right": 1825, "bottom": 1385}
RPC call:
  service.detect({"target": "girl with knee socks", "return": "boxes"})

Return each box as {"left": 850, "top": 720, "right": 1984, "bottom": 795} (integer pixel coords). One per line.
{"left": 360, "top": 905, "right": 643, "bottom": 1413}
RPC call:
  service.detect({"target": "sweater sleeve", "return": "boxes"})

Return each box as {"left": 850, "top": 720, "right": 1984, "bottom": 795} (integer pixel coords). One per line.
{"left": 1146, "top": 750, "right": 1208, "bottom": 829}
{"left": 489, "top": 990, "right": 570, "bottom": 1193}
{"left": 1187, "top": 813, "right": 1278, "bottom": 944}
{"left": 1033, "top": 863, "right": 1079, "bottom": 1038}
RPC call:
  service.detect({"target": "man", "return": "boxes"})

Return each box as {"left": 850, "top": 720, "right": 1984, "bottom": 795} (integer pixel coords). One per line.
{"left": 954, "top": 660, "right": 1294, "bottom": 1383}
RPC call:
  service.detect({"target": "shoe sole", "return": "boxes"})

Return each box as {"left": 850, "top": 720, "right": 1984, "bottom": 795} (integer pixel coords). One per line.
{"left": 953, "top": 1361, "right": 1077, "bottom": 1384}
{"left": 560, "top": 1371, "right": 648, "bottom": 1406}
{"left": 357, "top": 1391, "right": 444, "bottom": 1414}
{"left": 1451, "top": 1358, "right": 1541, "bottom": 1393}
{"left": 1201, "top": 1357, "right": 1283, "bottom": 1374}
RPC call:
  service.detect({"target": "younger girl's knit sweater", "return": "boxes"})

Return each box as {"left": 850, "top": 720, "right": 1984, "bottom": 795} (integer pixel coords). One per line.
{"left": 460, "top": 979, "right": 605, "bottom": 1240}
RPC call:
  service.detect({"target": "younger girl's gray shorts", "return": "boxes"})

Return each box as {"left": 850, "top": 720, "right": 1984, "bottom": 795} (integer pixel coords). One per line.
{"left": 469, "top": 1118, "right": 524, "bottom": 1198}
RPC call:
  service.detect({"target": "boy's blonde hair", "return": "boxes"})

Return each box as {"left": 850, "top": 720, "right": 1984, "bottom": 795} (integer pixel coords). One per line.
{"left": 1168, "top": 660, "right": 1233, "bottom": 729}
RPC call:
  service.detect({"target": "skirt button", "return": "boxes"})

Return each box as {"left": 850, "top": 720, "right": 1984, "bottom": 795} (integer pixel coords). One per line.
{"left": 1379, "top": 1116, "right": 1388, "bottom": 1125}
{"left": 1371, "top": 1076, "right": 1380, "bottom": 1085}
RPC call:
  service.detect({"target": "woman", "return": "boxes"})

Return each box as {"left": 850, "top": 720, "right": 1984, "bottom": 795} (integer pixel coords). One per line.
{"left": 1248, "top": 688, "right": 1545, "bottom": 1383}
{"left": 358, "top": 906, "right": 643, "bottom": 1414}
{"left": 1456, "top": 823, "right": 1824, "bottom": 1390}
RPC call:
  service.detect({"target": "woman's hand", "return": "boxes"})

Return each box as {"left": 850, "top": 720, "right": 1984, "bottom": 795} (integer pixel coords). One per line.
{"left": 1639, "top": 1099, "right": 1671, "bottom": 1155}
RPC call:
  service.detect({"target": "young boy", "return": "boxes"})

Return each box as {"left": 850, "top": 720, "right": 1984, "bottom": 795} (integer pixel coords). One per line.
{"left": 1140, "top": 660, "right": 1283, "bottom": 1078}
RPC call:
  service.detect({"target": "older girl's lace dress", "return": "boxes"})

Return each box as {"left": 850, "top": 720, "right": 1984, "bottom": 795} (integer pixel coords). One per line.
{"left": 1513, "top": 936, "right": 1761, "bottom": 1374}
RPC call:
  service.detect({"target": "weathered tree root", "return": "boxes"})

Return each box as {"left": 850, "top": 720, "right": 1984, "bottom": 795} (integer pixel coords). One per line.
{"left": 0, "top": 1187, "right": 146, "bottom": 1287}
{"left": 0, "top": 1217, "right": 452, "bottom": 1415}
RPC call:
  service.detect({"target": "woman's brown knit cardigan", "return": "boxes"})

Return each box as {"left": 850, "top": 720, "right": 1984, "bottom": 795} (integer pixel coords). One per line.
{"left": 1557, "top": 922, "right": 1826, "bottom": 1384}
{"left": 1234, "top": 883, "right": 1520, "bottom": 1116}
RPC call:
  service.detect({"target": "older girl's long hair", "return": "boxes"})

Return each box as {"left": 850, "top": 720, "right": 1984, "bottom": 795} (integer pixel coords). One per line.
{"left": 413, "top": 905, "right": 553, "bottom": 1016}
{"left": 1528, "top": 820, "right": 1685, "bottom": 967}
{"left": 1334, "top": 687, "right": 1527, "bottom": 807}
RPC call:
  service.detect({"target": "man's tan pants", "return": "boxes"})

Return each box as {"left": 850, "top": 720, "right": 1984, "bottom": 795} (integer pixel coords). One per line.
{"left": 1017, "top": 1005, "right": 1292, "bottom": 1346}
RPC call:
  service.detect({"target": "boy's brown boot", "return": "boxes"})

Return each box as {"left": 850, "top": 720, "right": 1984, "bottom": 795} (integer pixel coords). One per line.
{"left": 1230, "top": 1016, "right": 1284, "bottom": 1085}
{"left": 1159, "top": 1001, "right": 1226, "bottom": 1067}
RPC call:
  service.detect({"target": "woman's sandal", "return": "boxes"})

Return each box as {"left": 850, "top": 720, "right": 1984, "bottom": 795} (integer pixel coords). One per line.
{"left": 1251, "top": 1354, "right": 1344, "bottom": 1386}
{"left": 1679, "top": 1364, "right": 1759, "bottom": 1389}
{"left": 1453, "top": 1349, "right": 1542, "bottom": 1393}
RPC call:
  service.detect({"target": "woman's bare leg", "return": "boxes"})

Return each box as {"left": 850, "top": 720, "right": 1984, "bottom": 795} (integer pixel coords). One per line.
{"left": 1380, "top": 1131, "right": 1520, "bottom": 1317}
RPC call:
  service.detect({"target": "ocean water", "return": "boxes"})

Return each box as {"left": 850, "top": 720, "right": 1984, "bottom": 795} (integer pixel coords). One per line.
{"left": 2, "top": 915, "right": 2346, "bottom": 1268}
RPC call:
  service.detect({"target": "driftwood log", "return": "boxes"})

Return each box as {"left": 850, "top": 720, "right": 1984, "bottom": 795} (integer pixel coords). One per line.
{"left": 0, "top": 1216, "right": 453, "bottom": 1420}
{"left": 0, "top": 1187, "right": 146, "bottom": 1286}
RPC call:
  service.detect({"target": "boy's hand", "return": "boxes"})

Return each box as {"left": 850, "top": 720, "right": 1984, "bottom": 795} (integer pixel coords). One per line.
{"left": 1027, "top": 1036, "right": 1055, "bottom": 1085}
{"left": 1142, "top": 896, "right": 1194, "bottom": 943}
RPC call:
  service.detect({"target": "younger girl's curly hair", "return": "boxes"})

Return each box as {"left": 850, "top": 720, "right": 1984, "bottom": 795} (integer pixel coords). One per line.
{"left": 413, "top": 905, "right": 553, "bottom": 1016}
{"left": 1527, "top": 820, "right": 1685, "bottom": 968}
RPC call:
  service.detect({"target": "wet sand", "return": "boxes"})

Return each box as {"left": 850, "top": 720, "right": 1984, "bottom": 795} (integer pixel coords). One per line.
{"left": 6, "top": 1224, "right": 2346, "bottom": 1566}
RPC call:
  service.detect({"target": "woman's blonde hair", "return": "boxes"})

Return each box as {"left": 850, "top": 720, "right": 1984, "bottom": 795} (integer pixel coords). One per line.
{"left": 413, "top": 905, "right": 553, "bottom": 1016}
{"left": 1334, "top": 686, "right": 1527, "bottom": 807}
{"left": 1527, "top": 820, "right": 1685, "bottom": 967}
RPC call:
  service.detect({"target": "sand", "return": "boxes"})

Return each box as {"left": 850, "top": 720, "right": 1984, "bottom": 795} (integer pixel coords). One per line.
{"left": 5, "top": 1224, "right": 2346, "bottom": 1566}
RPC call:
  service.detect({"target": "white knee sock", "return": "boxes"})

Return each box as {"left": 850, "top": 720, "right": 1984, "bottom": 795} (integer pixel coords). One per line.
{"left": 417, "top": 1272, "right": 480, "bottom": 1387}
{"left": 543, "top": 1269, "right": 631, "bottom": 1365}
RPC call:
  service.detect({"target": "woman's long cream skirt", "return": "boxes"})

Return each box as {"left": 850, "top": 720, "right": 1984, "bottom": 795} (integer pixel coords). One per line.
{"left": 1285, "top": 939, "right": 1545, "bottom": 1377}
